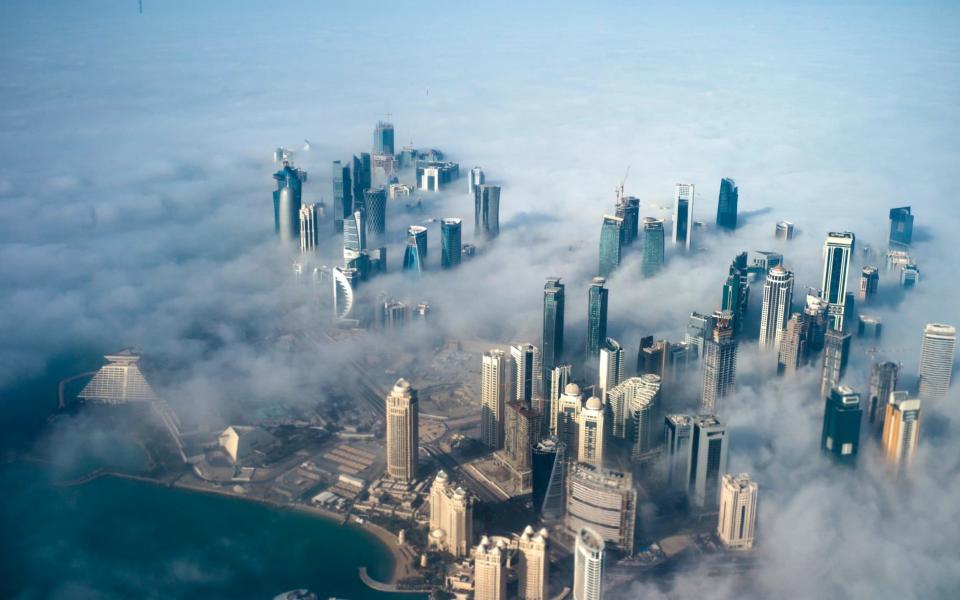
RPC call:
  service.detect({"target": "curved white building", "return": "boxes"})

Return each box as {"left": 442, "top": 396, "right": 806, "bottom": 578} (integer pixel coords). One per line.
{"left": 918, "top": 323, "right": 956, "bottom": 400}
{"left": 573, "top": 527, "right": 605, "bottom": 600}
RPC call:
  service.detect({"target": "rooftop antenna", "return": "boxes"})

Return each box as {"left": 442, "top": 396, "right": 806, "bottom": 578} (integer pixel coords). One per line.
{"left": 616, "top": 166, "right": 630, "bottom": 204}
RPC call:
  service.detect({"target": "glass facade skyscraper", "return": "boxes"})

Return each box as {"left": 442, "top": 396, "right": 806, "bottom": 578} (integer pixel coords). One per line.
{"left": 598, "top": 215, "right": 624, "bottom": 278}
{"left": 918, "top": 323, "right": 956, "bottom": 400}
{"left": 373, "top": 121, "right": 394, "bottom": 156}
{"left": 402, "top": 225, "right": 427, "bottom": 274}
{"left": 542, "top": 278, "right": 565, "bottom": 394}
{"left": 475, "top": 184, "right": 501, "bottom": 240}
{"left": 331, "top": 160, "right": 352, "bottom": 231}
{"left": 363, "top": 187, "right": 387, "bottom": 235}
{"left": 586, "top": 278, "right": 609, "bottom": 360}
{"left": 722, "top": 252, "right": 750, "bottom": 336}
{"left": 821, "top": 385, "right": 862, "bottom": 465}
{"left": 272, "top": 163, "right": 306, "bottom": 243}
{"left": 758, "top": 265, "right": 794, "bottom": 351}
{"left": 716, "top": 177, "right": 738, "bottom": 230}
{"left": 641, "top": 217, "right": 665, "bottom": 278}
{"left": 615, "top": 196, "right": 640, "bottom": 246}
{"left": 440, "top": 218, "right": 462, "bottom": 269}
{"left": 888, "top": 206, "right": 913, "bottom": 248}
{"left": 673, "top": 183, "right": 694, "bottom": 250}
{"left": 820, "top": 329, "right": 852, "bottom": 399}
{"left": 821, "top": 231, "right": 855, "bottom": 332}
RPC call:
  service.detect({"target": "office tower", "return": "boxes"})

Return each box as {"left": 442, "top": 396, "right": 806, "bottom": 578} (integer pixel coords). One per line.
{"left": 664, "top": 414, "right": 694, "bottom": 492}
{"left": 821, "top": 385, "right": 862, "bottom": 465}
{"left": 775, "top": 220, "right": 795, "bottom": 241}
{"left": 567, "top": 463, "right": 636, "bottom": 555}
{"left": 428, "top": 470, "right": 474, "bottom": 557}
{"left": 272, "top": 162, "right": 306, "bottom": 243}
{"left": 803, "top": 292, "right": 829, "bottom": 355}
{"left": 417, "top": 160, "right": 460, "bottom": 191}
{"left": 402, "top": 225, "right": 428, "bottom": 274}
{"left": 380, "top": 298, "right": 409, "bottom": 329}
{"left": 332, "top": 160, "right": 352, "bottom": 231}
{"left": 474, "top": 537, "right": 508, "bottom": 600}
{"left": 331, "top": 267, "right": 359, "bottom": 321}
{"left": 858, "top": 315, "right": 883, "bottom": 339}
{"left": 667, "top": 342, "right": 698, "bottom": 384}
{"left": 385, "top": 378, "right": 418, "bottom": 482}
{"left": 820, "top": 329, "right": 852, "bottom": 399}
{"left": 777, "top": 313, "right": 809, "bottom": 376}
{"left": 373, "top": 120, "right": 394, "bottom": 156}
{"left": 867, "top": 361, "right": 900, "bottom": 435}
{"left": 685, "top": 312, "right": 716, "bottom": 359}
{"left": 607, "top": 370, "right": 648, "bottom": 441}
{"left": 505, "top": 402, "right": 541, "bottom": 487}
{"left": 351, "top": 153, "right": 372, "bottom": 209}
{"left": 701, "top": 313, "right": 737, "bottom": 414}
{"left": 688, "top": 415, "right": 729, "bottom": 510}
{"left": 598, "top": 338, "right": 624, "bottom": 407}
{"left": 512, "top": 343, "right": 544, "bottom": 408}
{"left": 578, "top": 397, "right": 605, "bottom": 469}
{"left": 900, "top": 264, "right": 920, "bottom": 288}
{"left": 758, "top": 265, "right": 795, "bottom": 351}
{"left": 888, "top": 206, "right": 914, "bottom": 248}
{"left": 440, "top": 218, "right": 462, "bottom": 269}
{"left": 299, "top": 204, "right": 318, "bottom": 254}
{"left": 859, "top": 267, "right": 879, "bottom": 303}
{"left": 887, "top": 249, "right": 912, "bottom": 272}
{"left": 717, "top": 473, "right": 758, "bottom": 550}
{"left": 413, "top": 301, "right": 430, "bottom": 321}
{"left": 468, "top": 166, "right": 485, "bottom": 195}
{"left": 625, "top": 374, "right": 662, "bottom": 462}
{"left": 673, "top": 183, "right": 695, "bottom": 250}
{"left": 461, "top": 243, "right": 477, "bottom": 260}
{"left": 343, "top": 209, "right": 367, "bottom": 265}
{"left": 542, "top": 278, "right": 566, "bottom": 394}
{"left": 722, "top": 253, "right": 751, "bottom": 336}
{"left": 532, "top": 437, "right": 566, "bottom": 520}
{"left": 517, "top": 526, "right": 549, "bottom": 600}
{"left": 573, "top": 528, "right": 605, "bottom": 600}
{"left": 78, "top": 350, "right": 158, "bottom": 404}
{"left": 553, "top": 383, "right": 582, "bottom": 454}
{"left": 548, "top": 364, "right": 573, "bottom": 429}
{"left": 715, "top": 178, "right": 738, "bottom": 230}
{"left": 636, "top": 337, "right": 668, "bottom": 379}
{"left": 481, "top": 350, "right": 511, "bottom": 450}
{"left": 615, "top": 196, "right": 640, "bottom": 246}
{"left": 363, "top": 188, "right": 387, "bottom": 235}
{"left": 881, "top": 392, "right": 921, "bottom": 472}
{"left": 475, "top": 184, "right": 501, "bottom": 240}
{"left": 598, "top": 215, "right": 625, "bottom": 278}
{"left": 641, "top": 217, "right": 665, "bottom": 277}
{"left": 918, "top": 323, "right": 956, "bottom": 400}
{"left": 750, "top": 250, "right": 783, "bottom": 275}
{"left": 821, "top": 232, "right": 856, "bottom": 332}
{"left": 586, "top": 278, "right": 609, "bottom": 360}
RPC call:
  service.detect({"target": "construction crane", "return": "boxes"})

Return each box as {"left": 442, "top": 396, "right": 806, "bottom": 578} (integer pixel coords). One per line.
{"left": 615, "top": 166, "right": 630, "bottom": 204}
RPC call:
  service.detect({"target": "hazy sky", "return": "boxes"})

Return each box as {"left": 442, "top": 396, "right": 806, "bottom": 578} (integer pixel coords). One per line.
{"left": 1, "top": 1, "right": 959, "bottom": 598}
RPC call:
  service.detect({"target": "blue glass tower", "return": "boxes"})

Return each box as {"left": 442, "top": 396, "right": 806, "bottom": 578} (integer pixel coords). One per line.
{"left": 586, "top": 277, "right": 609, "bottom": 360}
{"left": 273, "top": 163, "right": 306, "bottom": 244}
{"left": 888, "top": 206, "right": 913, "bottom": 248}
{"left": 598, "top": 215, "right": 624, "bottom": 278}
{"left": 721, "top": 252, "right": 750, "bottom": 336}
{"left": 641, "top": 217, "right": 665, "bottom": 278}
{"left": 542, "top": 278, "right": 565, "bottom": 393}
{"left": 403, "top": 226, "right": 428, "bottom": 274}
{"left": 332, "top": 160, "right": 352, "bottom": 232}
{"left": 716, "top": 178, "right": 738, "bottom": 230}
{"left": 616, "top": 196, "right": 640, "bottom": 246}
{"left": 821, "top": 385, "right": 862, "bottom": 465}
{"left": 364, "top": 187, "right": 387, "bottom": 236}
{"left": 440, "top": 218, "right": 462, "bottom": 269}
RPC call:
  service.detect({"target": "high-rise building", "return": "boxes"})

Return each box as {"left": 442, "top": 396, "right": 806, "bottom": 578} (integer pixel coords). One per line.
{"left": 380, "top": 297, "right": 409, "bottom": 329}
{"left": 803, "top": 291, "right": 829, "bottom": 355}
{"left": 716, "top": 178, "right": 738, "bottom": 230}
{"left": 598, "top": 215, "right": 625, "bottom": 278}
{"left": 641, "top": 217, "right": 665, "bottom": 277}
{"left": 548, "top": 364, "right": 572, "bottom": 429}
{"left": 578, "top": 397, "right": 605, "bottom": 469}
{"left": 598, "top": 338, "right": 624, "bottom": 409}
{"left": 416, "top": 160, "right": 460, "bottom": 191}
{"left": 567, "top": 463, "right": 635, "bottom": 555}
{"left": 272, "top": 162, "right": 306, "bottom": 243}
{"left": 664, "top": 414, "right": 694, "bottom": 492}
{"left": 637, "top": 337, "right": 670, "bottom": 381}
{"left": 858, "top": 266, "right": 879, "bottom": 303}
{"left": 887, "top": 249, "right": 912, "bottom": 272}
{"left": 517, "top": 526, "right": 549, "bottom": 600}
{"left": 373, "top": 120, "right": 395, "bottom": 156}
{"left": 542, "top": 278, "right": 566, "bottom": 394}
{"left": 888, "top": 206, "right": 913, "bottom": 249}
{"left": 474, "top": 536, "right": 508, "bottom": 600}
{"left": 428, "top": 470, "right": 474, "bottom": 557}
{"left": 402, "top": 225, "right": 428, "bottom": 274}
{"left": 750, "top": 251, "right": 784, "bottom": 277}
{"left": 758, "top": 265, "right": 794, "bottom": 352}
{"left": 685, "top": 312, "right": 717, "bottom": 359}
{"left": 722, "top": 253, "right": 751, "bottom": 336}
{"left": 688, "top": 415, "right": 728, "bottom": 510}
{"left": 867, "top": 361, "right": 900, "bottom": 436}
{"left": 673, "top": 183, "right": 695, "bottom": 250}
{"left": 505, "top": 402, "right": 541, "bottom": 481}
{"left": 717, "top": 473, "right": 758, "bottom": 550}
{"left": 573, "top": 528, "right": 605, "bottom": 600}
{"left": 331, "top": 267, "right": 359, "bottom": 321}
{"left": 553, "top": 383, "right": 582, "bottom": 454}
{"left": 481, "top": 350, "right": 511, "bottom": 450}
{"left": 299, "top": 204, "right": 318, "bottom": 254}
{"left": 667, "top": 341, "right": 698, "bottom": 384}
{"left": 532, "top": 436, "right": 566, "bottom": 520}
{"left": 512, "top": 343, "right": 544, "bottom": 408}
{"left": 900, "top": 264, "right": 920, "bottom": 288}
{"left": 78, "top": 350, "right": 159, "bottom": 404}
{"left": 777, "top": 313, "right": 808, "bottom": 376}
{"left": 701, "top": 313, "right": 737, "bottom": 415}
{"left": 821, "top": 232, "right": 856, "bottom": 332}
{"left": 857, "top": 315, "right": 883, "bottom": 339}
{"left": 332, "top": 160, "right": 352, "bottom": 230}
{"left": 385, "top": 378, "right": 418, "bottom": 482}
{"left": 820, "top": 329, "right": 852, "bottom": 399}
{"left": 881, "top": 392, "right": 921, "bottom": 473}
{"left": 351, "top": 153, "right": 372, "bottom": 210}
{"left": 586, "top": 278, "right": 609, "bottom": 360}
{"left": 468, "top": 166, "right": 485, "bottom": 195}
{"left": 343, "top": 209, "right": 367, "bottom": 265}
{"left": 475, "top": 184, "right": 501, "bottom": 240}
{"left": 918, "top": 323, "right": 956, "bottom": 400}
{"left": 606, "top": 372, "right": 648, "bottom": 441}
{"left": 440, "top": 218, "right": 462, "bottom": 269}
{"left": 821, "top": 385, "right": 862, "bottom": 465}
{"left": 626, "top": 374, "right": 661, "bottom": 462}
{"left": 775, "top": 220, "right": 794, "bottom": 241}
{"left": 363, "top": 188, "right": 387, "bottom": 235}
{"left": 615, "top": 196, "right": 640, "bottom": 246}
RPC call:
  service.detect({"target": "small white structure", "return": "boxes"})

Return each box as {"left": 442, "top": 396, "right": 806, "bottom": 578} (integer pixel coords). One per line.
{"left": 218, "top": 426, "right": 276, "bottom": 463}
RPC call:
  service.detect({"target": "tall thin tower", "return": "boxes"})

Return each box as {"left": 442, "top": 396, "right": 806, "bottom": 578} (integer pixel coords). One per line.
{"left": 673, "top": 183, "right": 695, "bottom": 251}
{"left": 821, "top": 232, "right": 855, "bottom": 332}
{"left": 758, "top": 265, "right": 794, "bottom": 351}
{"left": 918, "top": 323, "right": 956, "bottom": 400}
{"left": 385, "top": 379, "right": 419, "bottom": 482}
{"left": 481, "top": 350, "right": 511, "bottom": 450}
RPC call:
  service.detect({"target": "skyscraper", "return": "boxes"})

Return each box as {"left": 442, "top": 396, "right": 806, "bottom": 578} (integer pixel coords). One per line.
{"left": 775, "top": 220, "right": 794, "bottom": 241}
{"left": 363, "top": 188, "right": 387, "bottom": 235}
{"left": 578, "top": 397, "right": 605, "bottom": 469}
{"left": 664, "top": 414, "right": 694, "bottom": 492}
{"left": 688, "top": 415, "right": 728, "bottom": 510}
{"left": 553, "top": 383, "right": 582, "bottom": 455}
{"left": 803, "top": 291, "right": 829, "bottom": 355}
{"left": 532, "top": 436, "right": 566, "bottom": 520}
{"left": 615, "top": 196, "right": 640, "bottom": 246}
{"left": 573, "top": 528, "right": 605, "bottom": 600}
{"left": 918, "top": 323, "right": 956, "bottom": 400}
{"left": 701, "top": 312, "right": 737, "bottom": 415}
{"left": 481, "top": 350, "right": 511, "bottom": 450}
{"left": 900, "top": 264, "right": 920, "bottom": 288}
{"left": 351, "top": 153, "right": 371, "bottom": 210}
{"left": 343, "top": 209, "right": 367, "bottom": 266}
{"left": 888, "top": 206, "right": 913, "bottom": 248}
{"left": 331, "top": 267, "right": 359, "bottom": 321}
{"left": 475, "top": 184, "right": 501, "bottom": 240}
{"left": 332, "top": 160, "right": 352, "bottom": 230}
{"left": 821, "top": 385, "right": 862, "bottom": 465}
{"left": 567, "top": 464, "right": 635, "bottom": 555}
{"left": 402, "top": 225, "right": 428, "bottom": 274}
{"left": 717, "top": 473, "right": 758, "bottom": 550}
{"left": 758, "top": 265, "right": 794, "bottom": 352}
{"left": 598, "top": 215, "right": 624, "bottom": 278}
{"left": 299, "top": 204, "right": 318, "bottom": 254}
{"left": 505, "top": 401, "right": 541, "bottom": 485}
{"left": 673, "top": 183, "right": 695, "bottom": 250}
{"left": 385, "top": 378, "right": 418, "bottom": 482}
{"left": 722, "top": 253, "right": 751, "bottom": 336}
{"left": 858, "top": 266, "right": 879, "bottom": 303}
{"left": 685, "top": 311, "right": 716, "bottom": 359}
{"left": 820, "top": 329, "right": 852, "bottom": 399}
{"left": 881, "top": 392, "right": 921, "bottom": 473}
{"left": 272, "top": 162, "right": 306, "bottom": 243}
{"left": 867, "top": 361, "right": 900, "bottom": 436}
{"left": 516, "top": 526, "right": 549, "bottom": 600}
{"left": 512, "top": 343, "right": 544, "bottom": 410}
{"left": 626, "top": 374, "right": 661, "bottom": 462}
{"left": 428, "top": 470, "right": 474, "bottom": 557}
{"left": 641, "top": 217, "right": 665, "bottom": 278}
{"left": 858, "top": 315, "right": 883, "bottom": 339}
{"left": 548, "top": 364, "right": 573, "bottom": 431}
{"left": 636, "top": 337, "right": 669, "bottom": 380}
{"left": 542, "top": 278, "right": 566, "bottom": 395}
{"left": 373, "top": 120, "right": 395, "bottom": 156}
{"left": 468, "top": 166, "right": 485, "bottom": 195}
{"left": 821, "top": 232, "right": 856, "bottom": 332}
{"left": 715, "top": 178, "right": 738, "bottom": 230}
{"left": 440, "top": 218, "right": 462, "bottom": 269}
{"left": 598, "top": 338, "right": 624, "bottom": 408}
{"left": 474, "top": 536, "right": 507, "bottom": 600}
{"left": 606, "top": 368, "right": 648, "bottom": 442}
{"left": 777, "top": 313, "right": 809, "bottom": 376}
{"left": 586, "top": 278, "right": 609, "bottom": 360}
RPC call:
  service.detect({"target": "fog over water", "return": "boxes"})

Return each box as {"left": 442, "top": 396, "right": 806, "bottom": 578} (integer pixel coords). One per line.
{"left": 1, "top": 1, "right": 959, "bottom": 598}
